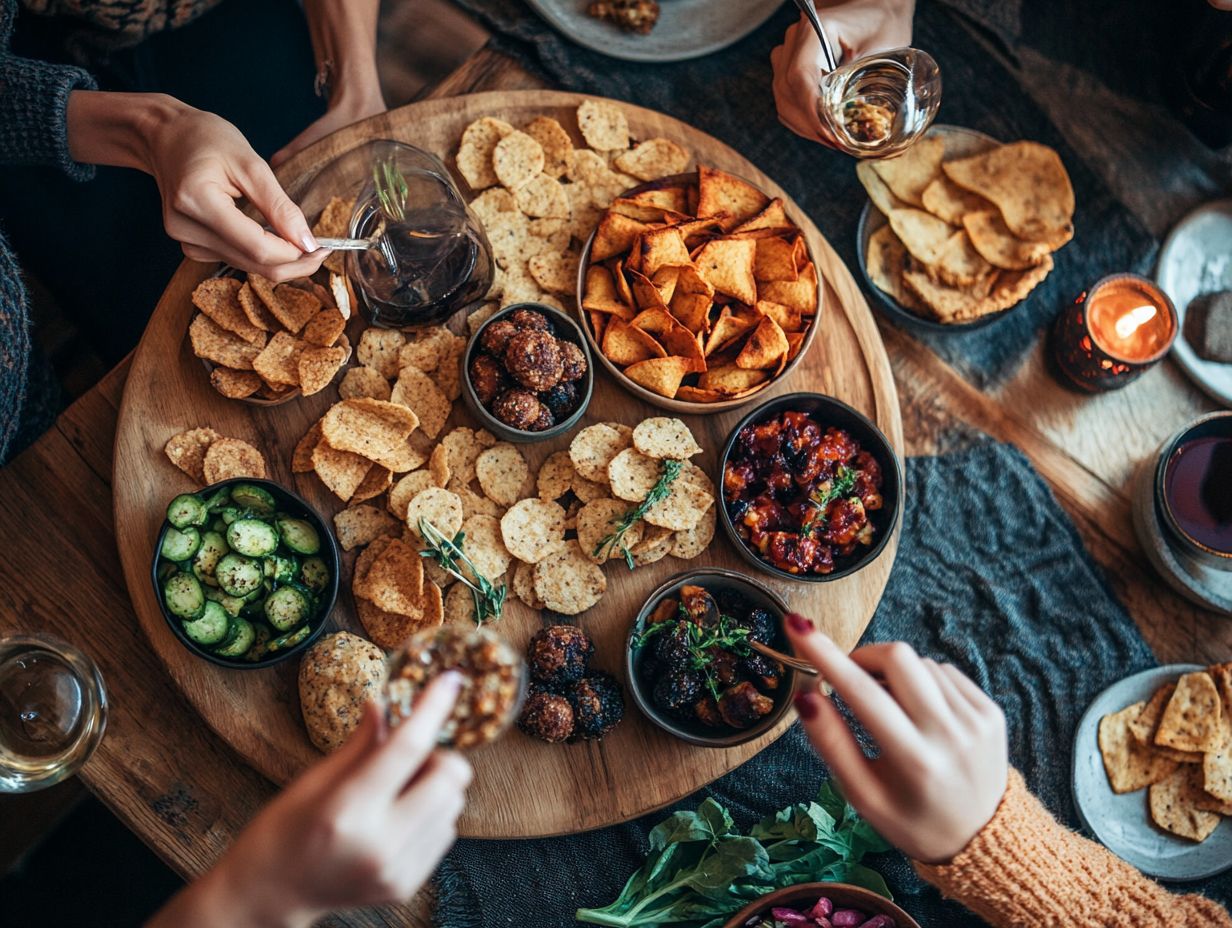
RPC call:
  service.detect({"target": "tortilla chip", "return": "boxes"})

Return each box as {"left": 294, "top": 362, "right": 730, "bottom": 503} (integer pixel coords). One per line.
{"left": 582, "top": 266, "right": 635, "bottom": 319}
{"left": 753, "top": 237, "right": 799, "bottom": 282}
{"left": 735, "top": 316, "right": 789, "bottom": 370}
{"left": 694, "top": 238, "right": 757, "bottom": 305}
{"left": 698, "top": 364, "right": 769, "bottom": 395}
{"left": 733, "top": 198, "right": 793, "bottom": 234}
{"left": 1204, "top": 664, "right": 1232, "bottom": 802}
{"left": 639, "top": 227, "right": 691, "bottom": 278}
{"left": 759, "top": 263, "right": 818, "bottom": 313}
{"left": 603, "top": 317, "right": 667, "bottom": 365}
{"left": 623, "top": 356, "right": 691, "bottom": 398}
{"left": 697, "top": 165, "right": 770, "bottom": 229}
{"left": 703, "top": 305, "right": 758, "bottom": 355}
{"left": 591, "top": 212, "right": 652, "bottom": 262}
{"left": 869, "top": 136, "right": 944, "bottom": 207}
{"left": 1157, "top": 672, "right": 1224, "bottom": 754}
{"left": 1099, "top": 702, "right": 1179, "bottom": 794}
{"left": 670, "top": 291, "right": 712, "bottom": 334}
{"left": 1149, "top": 766, "right": 1222, "bottom": 842}
{"left": 943, "top": 141, "right": 1074, "bottom": 246}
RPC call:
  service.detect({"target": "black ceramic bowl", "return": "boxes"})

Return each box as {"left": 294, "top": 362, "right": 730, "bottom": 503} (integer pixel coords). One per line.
{"left": 625, "top": 569, "right": 797, "bottom": 748}
{"left": 150, "top": 478, "right": 340, "bottom": 668}
{"left": 722, "top": 882, "right": 921, "bottom": 928}
{"left": 461, "top": 302, "right": 594, "bottom": 444}
{"left": 718, "top": 392, "right": 902, "bottom": 583}
{"left": 1153, "top": 411, "right": 1232, "bottom": 571}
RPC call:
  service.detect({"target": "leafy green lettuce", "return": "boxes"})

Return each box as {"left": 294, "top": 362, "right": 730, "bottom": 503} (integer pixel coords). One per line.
{"left": 575, "top": 782, "right": 891, "bottom": 927}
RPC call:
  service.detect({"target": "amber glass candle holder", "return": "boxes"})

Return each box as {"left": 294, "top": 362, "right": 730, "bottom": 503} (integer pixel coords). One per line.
{"left": 1051, "top": 273, "right": 1178, "bottom": 392}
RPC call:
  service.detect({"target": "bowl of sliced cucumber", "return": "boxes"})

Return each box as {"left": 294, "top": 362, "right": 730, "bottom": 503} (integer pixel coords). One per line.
{"left": 151, "top": 479, "right": 340, "bottom": 668}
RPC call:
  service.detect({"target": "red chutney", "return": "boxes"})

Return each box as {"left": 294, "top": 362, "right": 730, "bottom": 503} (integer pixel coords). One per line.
{"left": 723, "top": 411, "right": 884, "bottom": 575}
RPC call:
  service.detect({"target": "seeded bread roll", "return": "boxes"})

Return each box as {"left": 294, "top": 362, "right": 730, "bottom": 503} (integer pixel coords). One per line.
{"left": 1186, "top": 291, "right": 1232, "bottom": 364}
{"left": 298, "top": 631, "right": 386, "bottom": 753}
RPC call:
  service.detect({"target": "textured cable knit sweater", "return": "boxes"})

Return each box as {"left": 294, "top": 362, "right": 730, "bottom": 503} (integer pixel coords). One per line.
{"left": 915, "top": 769, "right": 1232, "bottom": 927}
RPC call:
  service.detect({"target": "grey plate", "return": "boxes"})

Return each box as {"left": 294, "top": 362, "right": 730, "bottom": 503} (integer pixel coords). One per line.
{"left": 1156, "top": 199, "right": 1232, "bottom": 409}
{"left": 1072, "top": 663, "right": 1232, "bottom": 881}
{"left": 525, "top": 0, "right": 783, "bottom": 63}
{"left": 857, "top": 125, "right": 1004, "bottom": 332}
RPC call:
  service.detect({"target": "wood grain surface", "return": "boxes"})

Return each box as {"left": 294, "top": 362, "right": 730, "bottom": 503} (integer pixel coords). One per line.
{"left": 111, "top": 90, "right": 903, "bottom": 839}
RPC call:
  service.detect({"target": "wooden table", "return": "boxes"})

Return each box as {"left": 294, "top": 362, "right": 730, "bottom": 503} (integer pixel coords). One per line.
{"left": 1, "top": 46, "right": 1227, "bottom": 928}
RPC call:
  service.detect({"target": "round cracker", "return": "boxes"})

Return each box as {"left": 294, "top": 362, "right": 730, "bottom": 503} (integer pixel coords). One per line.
{"left": 164, "top": 427, "right": 220, "bottom": 484}
{"left": 514, "top": 173, "right": 570, "bottom": 219}
{"left": 537, "top": 450, "right": 575, "bottom": 501}
{"left": 532, "top": 540, "right": 606, "bottom": 615}
{"left": 456, "top": 116, "right": 514, "bottom": 191}
{"left": 569, "top": 422, "right": 632, "bottom": 483}
{"left": 444, "top": 581, "right": 479, "bottom": 625}
{"left": 632, "top": 528, "right": 675, "bottom": 567}
{"left": 459, "top": 514, "right": 512, "bottom": 581}
{"left": 202, "top": 438, "right": 266, "bottom": 484}
{"left": 500, "top": 498, "right": 567, "bottom": 564}
{"left": 571, "top": 471, "right": 609, "bottom": 502}
{"left": 405, "top": 487, "right": 463, "bottom": 541}
{"left": 388, "top": 470, "right": 436, "bottom": 520}
{"left": 475, "top": 443, "right": 530, "bottom": 506}
{"left": 644, "top": 469, "right": 713, "bottom": 532}
{"left": 356, "top": 328, "right": 406, "bottom": 380}
{"left": 576, "top": 497, "right": 643, "bottom": 564}
{"left": 525, "top": 115, "right": 573, "bottom": 179}
{"left": 670, "top": 503, "right": 716, "bottom": 559}
{"left": 493, "top": 130, "right": 545, "bottom": 190}
{"left": 439, "top": 427, "right": 485, "bottom": 486}
{"left": 577, "top": 99, "right": 630, "bottom": 152}
{"left": 613, "top": 137, "right": 690, "bottom": 182}
{"left": 468, "top": 187, "right": 518, "bottom": 229}
{"left": 607, "top": 447, "right": 662, "bottom": 502}
{"left": 511, "top": 560, "right": 544, "bottom": 610}
{"left": 527, "top": 250, "right": 581, "bottom": 296}
{"left": 390, "top": 365, "right": 451, "bottom": 440}
{"left": 632, "top": 417, "right": 702, "bottom": 461}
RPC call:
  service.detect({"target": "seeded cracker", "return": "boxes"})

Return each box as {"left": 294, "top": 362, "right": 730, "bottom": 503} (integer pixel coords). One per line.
{"left": 633, "top": 417, "right": 702, "bottom": 460}
{"left": 576, "top": 498, "right": 643, "bottom": 564}
{"left": 500, "top": 498, "right": 567, "bottom": 564}
{"left": 202, "top": 438, "right": 266, "bottom": 483}
{"left": 537, "top": 451, "right": 575, "bottom": 500}
{"left": 390, "top": 365, "right": 451, "bottom": 440}
{"left": 164, "top": 427, "right": 220, "bottom": 484}
{"left": 357, "top": 328, "right": 407, "bottom": 380}
{"left": 339, "top": 366, "right": 392, "bottom": 401}
{"left": 333, "top": 505, "right": 400, "bottom": 552}
{"left": 493, "top": 131, "right": 546, "bottom": 190}
{"left": 512, "top": 560, "right": 545, "bottom": 609}
{"left": 528, "top": 250, "right": 581, "bottom": 296}
{"left": 460, "top": 514, "right": 512, "bottom": 580}
{"left": 456, "top": 116, "right": 514, "bottom": 191}
{"left": 607, "top": 447, "right": 663, "bottom": 502}
{"left": 388, "top": 471, "right": 436, "bottom": 520}
{"left": 190, "top": 313, "right": 261, "bottom": 371}
{"left": 475, "top": 443, "right": 531, "bottom": 506}
{"left": 572, "top": 471, "right": 609, "bottom": 503}
{"left": 569, "top": 422, "right": 633, "bottom": 483}
{"left": 405, "top": 487, "right": 463, "bottom": 541}
{"left": 514, "top": 173, "right": 570, "bottom": 219}
{"left": 671, "top": 503, "right": 715, "bottom": 559}
{"left": 444, "top": 581, "right": 478, "bottom": 624}
{"left": 577, "top": 99, "right": 629, "bottom": 152}
{"left": 532, "top": 539, "right": 606, "bottom": 615}
{"left": 525, "top": 116, "right": 573, "bottom": 179}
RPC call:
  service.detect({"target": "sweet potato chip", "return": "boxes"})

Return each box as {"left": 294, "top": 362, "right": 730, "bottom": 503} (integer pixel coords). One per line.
{"left": 582, "top": 266, "right": 635, "bottom": 319}
{"left": 623, "top": 356, "right": 691, "bottom": 398}
{"left": 736, "top": 316, "right": 789, "bottom": 370}
{"left": 697, "top": 165, "right": 770, "bottom": 229}
{"left": 603, "top": 317, "right": 667, "bottom": 365}
{"left": 694, "top": 238, "right": 757, "bottom": 304}
{"left": 591, "top": 212, "right": 652, "bottom": 262}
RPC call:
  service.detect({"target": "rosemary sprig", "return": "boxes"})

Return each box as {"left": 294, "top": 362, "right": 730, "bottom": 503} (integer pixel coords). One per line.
{"left": 374, "top": 156, "right": 410, "bottom": 223}
{"left": 593, "top": 459, "right": 683, "bottom": 569}
{"left": 417, "top": 517, "right": 507, "bottom": 624}
{"left": 799, "top": 465, "right": 858, "bottom": 538}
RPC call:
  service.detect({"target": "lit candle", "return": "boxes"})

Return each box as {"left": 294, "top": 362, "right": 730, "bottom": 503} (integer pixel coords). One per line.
{"left": 1051, "top": 274, "right": 1178, "bottom": 392}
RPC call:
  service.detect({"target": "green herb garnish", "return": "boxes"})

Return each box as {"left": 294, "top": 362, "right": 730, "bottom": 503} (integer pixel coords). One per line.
{"left": 593, "top": 459, "right": 683, "bottom": 569}
{"left": 374, "top": 156, "right": 410, "bottom": 223}
{"left": 633, "top": 606, "right": 752, "bottom": 703}
{"left": 417, "top": 517, "right": 506, "bottom": 624}
{"left": 799, "top": 465, "right": 858, "bottom": 538}
{"left": 574, "top": 783, "right": 891, "bottom": 927}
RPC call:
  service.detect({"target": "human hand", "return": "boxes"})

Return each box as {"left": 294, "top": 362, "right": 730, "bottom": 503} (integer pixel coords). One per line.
{"left": 271, "top": 90, "right": 386, "bottom": 170}
{"left": 151, "top": 673, "right": 472, "bottom": 928}
{"left": 770, "top": 0, "right": 915, "bottom": 145}
{"left": 785, "top": 615, "right": 1007, "bottom": 864}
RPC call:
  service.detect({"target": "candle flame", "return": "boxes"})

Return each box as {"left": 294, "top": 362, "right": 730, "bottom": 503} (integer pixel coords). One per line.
{"left": 1114, "top": 304, "right": 1158, "bottom": 341}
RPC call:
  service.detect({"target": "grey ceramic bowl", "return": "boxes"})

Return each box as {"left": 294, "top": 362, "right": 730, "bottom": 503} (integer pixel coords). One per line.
{"left": 718, "top": 392, "right": 902, "bottom": 584}
{"left": 625, "top": 569, "right": 796, "bottom": 748}
{"left": 1153, "top": 411, "right": 1232, "bottom": 571}
{"left": 151, "top": 478, "right": 339, "bottom": 669}
{"left": 462, "top": 302, "right": 594, "bottom": 444}
{"left": 722, "top": 882, "right": 921, "bottom": 928}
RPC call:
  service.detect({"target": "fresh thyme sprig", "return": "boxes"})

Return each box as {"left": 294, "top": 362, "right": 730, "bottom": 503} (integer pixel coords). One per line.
{"left": 593, "top": 459, "right": 683, "bottom": 569}
{"left": 374, "top": 156, "right": 409, "bottom": 223}
{"left": 799, "top": 465, "right": 858, "bottom": 538}
{"left": 417, "top": 517, "right": 506, "bottom": 624}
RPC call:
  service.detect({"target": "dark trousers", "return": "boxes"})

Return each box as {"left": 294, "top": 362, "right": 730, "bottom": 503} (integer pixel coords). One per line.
{"left": 0, "top": 0, "right": 327, "bottom": 365}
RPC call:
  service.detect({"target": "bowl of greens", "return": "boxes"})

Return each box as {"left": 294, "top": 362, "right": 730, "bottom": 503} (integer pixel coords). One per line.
{"left": 723, "top": 883, "right": 919, "bottom": 928}
{"left": 151, "top": 479, "right": 340, "bottom": 667}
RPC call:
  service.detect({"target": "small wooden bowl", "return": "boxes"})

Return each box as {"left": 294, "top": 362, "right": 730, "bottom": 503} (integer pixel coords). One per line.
{"left": 723, "top": 882, "right": 921, "bottom": 928}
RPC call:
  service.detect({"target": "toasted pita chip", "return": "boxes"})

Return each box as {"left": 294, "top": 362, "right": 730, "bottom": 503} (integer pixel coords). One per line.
{"left": 236, "top": 280, "right": 280, "bottom": 332}
{"left": 869, "top": 136, "right": 944, "bottom": 207}
{"left": 963, "top": 210, "right": 1052, "bottom": 271}
{"left": 920, "top": 175, "right": 992, "bottom": 225}
{"left": 1099, "top": 702, "right": 1180, "bottom": 794}
{"left": 1204, "top": 664, "right": 1232, "bottom": 802}
{"left": 1149, "top": 766, "right": 1222, "bottom": 842}
{"left": 943, "top": 141, "right": 1074, "bottom": 246}
{"left": 697, "top": 165, "right": 770, "bottom": 229}
{"left": 694, "top": 238, "right": 757, "bottom": 304}
{"left": 261, "top": 282, "right": 319, "bottom": 334}
{"left": 623, "top": 356, "right": 691, "bottom": 398}
{"left": 856, "top": 160, "right": 910, "bottom": 216}
{"left": 1157, "top": 672, "right": 1224, "bottom": 754}
{"left": 312, "top": 196, "right": 354, "bottom": 239}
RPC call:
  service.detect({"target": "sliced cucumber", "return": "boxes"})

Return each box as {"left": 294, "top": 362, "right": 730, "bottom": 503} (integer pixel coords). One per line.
{"left": 204, "top": 586, "right": 246, "bottom": 617}
{"left": 244, "top": 623, "right": 273, "bottom": 662}
{"left": 219, "top": 507, "right": 243, "bottom": 526}
{"left": 264, "top": 585, "right": 311, "bottom": 631}
{"left": 167, "top": 494, "right": 207, "bottom": 529}
{"left": 214, "top": 617, "right": 256, "bottom": 658}
{"left": 183, "top": 600, "right": 230, "bottom": 646}
{"left": 163, "top": 571, "right": 205, "bottom": 620}
{"left": 226, "top": 519, "right": 279, "bottom": 557}
{"left": 230, "top": 483, "right": 277, "bottom": 516}
{"left": 267, "top": 624, "right": 312, "bottom": 653}
{"left": 203, "top": 488, "right": 232, "bottom": 513}
{"left": 216, "top": 553, "right": 264, "bottom": 597}
{"left": 193, "top": 563, "right": 220, "bottom": 588}
{"left": 193, "top": 531, "right": 229, "bottom": 577}
{"left": 265, "top": 554, "right": 300, "bottom": 585}
{"left": 300, "top": 557, "right": 330, "bottom": 593}
{"left": 156, "top": 561, "right": 179, "bottom": 583}
{"left": 277, "top": 518, "right": 320, "bottom": 555}
{"left": 160, "top": 526, "right": 201, "bottom": 562}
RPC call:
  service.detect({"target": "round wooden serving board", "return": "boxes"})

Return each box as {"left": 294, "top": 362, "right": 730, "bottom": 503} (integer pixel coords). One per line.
{"left": 114, "top": 91, "right": 903, "bottom": 838}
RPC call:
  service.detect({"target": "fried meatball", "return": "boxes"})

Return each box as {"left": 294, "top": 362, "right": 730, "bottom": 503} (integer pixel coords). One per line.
{"left": 717, "top": 681, "right": 774, "bottom": 728}
{"left": 492, "top": 389, "right": 548, "bottom": 431}
{"left": 653, "top": 669, "right": 702, "bottom": 714}
{"left": 653, "top": 622, "right": 692, "bottom": 671}
{"left": 479, "top": 318, "right": 520, "bottom": 357}
{"left": 558, "top": 341, "right": 587, "bottom": 382}
{"left": 530, "top": 404, "right": 555, "bottom": 432}
{"left": 504, "top": 329, "right": 564, "bottom": 391}
{"left": 729, "top": 607, "right": 775, "bottom": 645}
{"left": 527, "top": 624, "right": 594, "bottom": 687}
{"left": 567, "top": 672, "right": 624, "bottom": 740}
{"left": 540, "top": 381, "right": 579, "bottom": 421}
{"left": 469, "top": 354, "right": 506, "bottom": 406}
{"left": 508, "top": 308, "right": 551, "bottom": 332}
{"left": 518, "top": 686, "right": 574, "bottom": 743}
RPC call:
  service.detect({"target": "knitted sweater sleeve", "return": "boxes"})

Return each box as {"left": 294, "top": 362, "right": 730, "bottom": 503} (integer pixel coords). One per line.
{"left": 913, "top": 768, "right": 1232, "bottom": 927}
{"left": 1, "top": 0, "right": 98, "bottom": 180}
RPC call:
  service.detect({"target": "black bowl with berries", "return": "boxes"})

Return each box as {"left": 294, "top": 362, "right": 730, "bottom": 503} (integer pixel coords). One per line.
{"left": 463, "top": 303, "right": 594, "bottom": 443}
{"left": 719, "top": 392, "right": 902, "bottom": 584}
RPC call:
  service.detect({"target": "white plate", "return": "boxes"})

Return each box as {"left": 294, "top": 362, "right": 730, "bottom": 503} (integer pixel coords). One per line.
{"left": 525, "top": 0, "right": 783, "bottom": 63}
{"left": 1071, "top": 663, "right": 1232, "bottom": 881}
{"left": 1156, "top": 200, "right": 1232, "bottom": 409}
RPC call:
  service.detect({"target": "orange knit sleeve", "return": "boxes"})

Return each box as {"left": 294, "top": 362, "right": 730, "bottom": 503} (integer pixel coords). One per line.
{"left": 913, "top": 768, "right": 1231, "bottom": 927}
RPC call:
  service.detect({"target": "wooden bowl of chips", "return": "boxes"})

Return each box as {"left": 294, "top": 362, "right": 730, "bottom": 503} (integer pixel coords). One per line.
{"left": 576, "top": 169, "right": 821, "bottom": 413}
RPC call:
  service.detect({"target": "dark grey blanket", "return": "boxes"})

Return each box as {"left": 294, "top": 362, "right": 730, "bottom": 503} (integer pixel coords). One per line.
{"left": 446, "top": 0, "right": 1160, "bottom": 387}
{"left": 436, "top": 442, "right": 1231, "bottom": 927}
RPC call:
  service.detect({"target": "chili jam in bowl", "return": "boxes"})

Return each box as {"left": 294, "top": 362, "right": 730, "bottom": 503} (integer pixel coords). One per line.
{"left": 719, "top": 392, "right": 902, "bottom": 583}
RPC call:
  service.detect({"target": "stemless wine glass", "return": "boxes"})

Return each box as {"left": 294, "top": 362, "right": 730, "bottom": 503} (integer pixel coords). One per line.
{"left": 0, "top": 634, "right": 107, "bottom": 793}
{"left": 816, "top": 46, "right": 942, "bottom": 158}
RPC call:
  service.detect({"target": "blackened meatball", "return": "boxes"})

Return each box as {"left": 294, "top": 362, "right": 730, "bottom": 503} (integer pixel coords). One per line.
{"left": 504, "top": 329, "right": 563, "bottom": 391}
{"left": 518, "top": 686, "right": 574, "bottom": 743}
{"left": 479, "top": 318, "right": 519, "bottom": 356}
{"left": 527, "top": 624, "right": 594, "bottom": 688}
{"left": 567, "top": 672, "right": 624, "bottom": 741}
{"left": 653, "top": 622, "right": 692, "bottom": 671}
{"left": 558, "top": 340, "right": 587, "bottom": 382}
{"left": 492, "top": 389, "right": 548, "bottom": 431}
{"left": 540, "top": 381, "right": 579, "bottom": 421}
{"left": 469, "top": 354, "right": 506, "bottom": 406}
{"left": 508, "top": 308, "right": 550, "bottom": 332}
{"left": 741, "top": 608, "right": 776, "bottom": 645}
{"left": 653, "top": 669, "right": 702, "bottom": 714}
{"left": 740, "top": 652, "right": 783, "bottom": 691}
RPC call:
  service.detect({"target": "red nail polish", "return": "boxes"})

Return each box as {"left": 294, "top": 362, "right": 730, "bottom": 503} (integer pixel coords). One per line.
{"left": 794, "top": 692, "right": 820, "bottom": 720}
{"left": 786, "top": 612, "right": 812, "bottom": 633}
